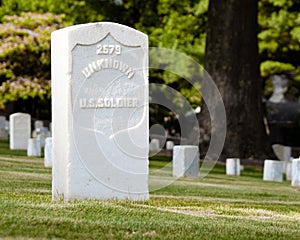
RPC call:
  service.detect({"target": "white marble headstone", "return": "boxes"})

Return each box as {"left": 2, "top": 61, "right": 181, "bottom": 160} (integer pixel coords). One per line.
{"left": 51, "top": 22, "right": 149, "bottom": 201}
{"left": 263, "top": 160, "right": 283, "bottom": 182}
{"left": 27, "top": 138, "right": 41, "bottom": 157}
{"left": 9, "top": 113, "right": 31, "bottom": 150}
{"left": 172, "top": 145, "right": 199, "bottom": 178}
{"left": 166, "top": 141, "right": 174, "bottom": 150}
{"left": 226, "top": 158, "right": 240, "bottom": 176}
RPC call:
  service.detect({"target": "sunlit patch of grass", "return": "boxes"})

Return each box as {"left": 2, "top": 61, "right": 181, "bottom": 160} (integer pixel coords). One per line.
{"left": 0, "top": 143, "right": 300, "bottom": 239}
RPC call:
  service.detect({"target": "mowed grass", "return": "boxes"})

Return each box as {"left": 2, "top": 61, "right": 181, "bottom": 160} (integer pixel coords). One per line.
{"left": 0, "top": 140, "right": 300, "bottom": 239}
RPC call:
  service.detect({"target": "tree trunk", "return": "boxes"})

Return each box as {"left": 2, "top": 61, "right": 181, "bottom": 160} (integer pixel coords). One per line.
{"left": 201, "top": 0, "right": 273, "bottom": 160}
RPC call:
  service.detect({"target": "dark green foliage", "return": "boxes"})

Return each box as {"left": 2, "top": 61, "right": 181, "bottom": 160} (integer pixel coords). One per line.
{"left": 259, "top": 0, "right": 300, "bottom": 98}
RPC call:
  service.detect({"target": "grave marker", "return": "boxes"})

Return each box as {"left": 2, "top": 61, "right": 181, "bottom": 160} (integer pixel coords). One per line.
{"left": 27, "top": 138, "right": 41, "bottom": 157}
{"left": 226, "top": 158, "right": 240, "bottom": 176}
{"left": 172, "top": 145, "right": 199, "bottom": 178}
{"left": 166, "top": 140, "right": 174, "bottom": 150}
{"left": 263, "top": 160, "right": 283, "bottom": 182}
{"left": 51, "top": 22, "right": 149, "bottom": 201}
{"left": 44, "top": 137, "right": 52, "bottom": 167}
{"left": 9, "top": 113, "right": 31, "bottom": 150}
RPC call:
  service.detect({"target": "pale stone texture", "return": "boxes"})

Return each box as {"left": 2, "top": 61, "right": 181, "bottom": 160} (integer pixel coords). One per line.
{"left": 149, "top": 138, "right": 160, "bottom": 153}
{"left": 226, "top": 158, "right": 240, "bottom": 176}
{"left": 272, "top": 144, "right": 291, "bottom": 180}
{"left": 166, "top": 141, "right": 174, "bottom": 150}
{"left": 172, "top": 145, "right": 199, "bottom": 177}
{"left": 36, "top": 128, "right": 49, "bottom": 147}
{"left": 51, "top": 22, "right": 148, "bottom": 201}
{"left": 5, "top": 120, "right": 9, "bottom": 133}
{"left": 272, "top": 144, "right": 291, "bottom": 162}
{"left": 0, "top": 116, "right": 8, "bottom": 140}
{"left": 9, "top": 113, "right": 31, "bottom": 150}
{"left": 44, "top": 137, "right": 52, "bottom": 167}
{"left": 283, "top": 157, "right": 294, "bottom": 181}
{"left": 263, "top": 160, "right": 283, "bottom": 182}
{"left": 291, "top": 158, "right": 300, "bottom": 187}
{"left": 27, "top": 138, "right": 41, "bottom": 157}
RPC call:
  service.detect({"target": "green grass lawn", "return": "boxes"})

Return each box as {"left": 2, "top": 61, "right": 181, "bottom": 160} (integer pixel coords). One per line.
{"left": 0, "top": 140, "right": 300, "bottom": 239}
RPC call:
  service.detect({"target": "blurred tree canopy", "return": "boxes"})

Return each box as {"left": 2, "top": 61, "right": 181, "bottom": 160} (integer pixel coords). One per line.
{"left": 0, "top": 12, "right": 65, "bottom": 111}
{"left": 0, "top": 0, "right": 300, "bottom": 116}
{"left": 259, "top": 0, "right": 300, "bottom": 99}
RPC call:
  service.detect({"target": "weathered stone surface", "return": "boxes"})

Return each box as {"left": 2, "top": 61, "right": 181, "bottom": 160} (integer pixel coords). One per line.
{"left": 27, "top": 138, "right": 41, "bottom": 157}
{"left": 9, "top": 113, "right": 31, "bottom": 150}
{"left": 226, "top": 158, "right": 240, "bottom": 176}
{"left": 263, "top": 160, "right": 283, "bottom": 182}
{"left": 172, "top": 145, "right": 199, "bottom": 178}
{"left": 51, "top": 22, "right": 148, "bottom": 201}
{"left": 44, "top": 137, "right": 52, "bottom": 167}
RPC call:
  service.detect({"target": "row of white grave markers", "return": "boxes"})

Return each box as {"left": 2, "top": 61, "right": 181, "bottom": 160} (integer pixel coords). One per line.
{"left": 149, "top": 138, "right": 175, "bottom": 153}
{"left": 6, "top": 112, "right": 53, "bottom": 164}
{"left": 27, "top": 136, "right": 53, "bottom": 167}
{"left": 225, "top": 158, "right": 300, "bottom": 186}
{"left": 263, "top": 145, "right": 300, "bottom": 186}
{"left": 263, "top": 158, "right": 300, "bottom": 186}
{"left": 8, "top": 113, "right": 52, "bottom": 150}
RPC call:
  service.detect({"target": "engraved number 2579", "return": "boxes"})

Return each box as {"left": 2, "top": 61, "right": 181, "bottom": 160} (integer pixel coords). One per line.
{"left": 97, "top": 44, "right": 121, "bottom": 55}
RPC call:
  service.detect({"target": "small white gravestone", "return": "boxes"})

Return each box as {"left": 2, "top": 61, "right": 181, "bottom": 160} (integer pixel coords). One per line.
{"left": 149, "top": 138, "right": 160, "bottom": 153}
{"left": 51, "top": 22, "right": 148, "bottom": 201}
{"left": 172, "top": 145, "right": 199, "bottom": 178}
{"left": 226, "top": 158, "right": 240, "bottom": 176}
{"left": 9, "top": 113, "right": 31, "bottom": 150}
{"left": 263, "top": 160, "right": 283, "bottom": 182}
{"left": 27, "top": 138, "right": 41, "bottom": 157}
{"left": 291, "top": 158, "right": 300, "bottom": 187}
{"left": 0, "top": 116, "right": 8, "bottom": 139}
{"left": 166, "top": 140, "right": 174, "bottom": 150}
{"left": 44, "top": 137, "right": 52, "bottom": 167}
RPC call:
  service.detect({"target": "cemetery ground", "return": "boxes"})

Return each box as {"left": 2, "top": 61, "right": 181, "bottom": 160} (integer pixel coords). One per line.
{"left": 0, "top": 140, "right": 299, "bottom": 239}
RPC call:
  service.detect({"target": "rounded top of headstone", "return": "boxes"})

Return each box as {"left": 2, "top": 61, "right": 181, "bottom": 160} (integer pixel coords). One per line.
{"left": 51, "top": 22, "right": 148, "bottom": 50}
{"left": 9, "top": 112, "right": 31, "bottom": 119}
{"left": 174, "top": 145, "right": 198, "bottom": 149}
